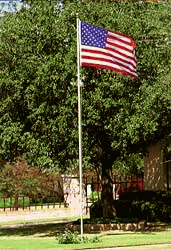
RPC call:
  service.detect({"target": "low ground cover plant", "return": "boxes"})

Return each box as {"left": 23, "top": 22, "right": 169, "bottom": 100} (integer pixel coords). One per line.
{"left": 56, "top": 230, "right": 100, "bottom": 244}
{"left": 57, "top": 230, "right": 81, "bottom": 244}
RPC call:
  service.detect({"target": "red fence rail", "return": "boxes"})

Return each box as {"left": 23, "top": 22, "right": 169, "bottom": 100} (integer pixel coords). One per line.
{"left": 0, "top": 175, "right": 144, "bottom": 213}
{"left": 84, "top": 175, "right": 144, "bottom": 201}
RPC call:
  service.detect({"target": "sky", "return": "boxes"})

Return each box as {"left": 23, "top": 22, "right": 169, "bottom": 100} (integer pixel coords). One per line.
{"left": 0, "top": 1, "right": 62, "bottom": 16}
{"left": 0, "top": 0, "right": 23, "bottom": 15}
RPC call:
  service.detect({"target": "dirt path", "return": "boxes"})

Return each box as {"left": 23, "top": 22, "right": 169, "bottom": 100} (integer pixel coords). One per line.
{"left": 0, "top": 207, "right": 72, "bottom": 222}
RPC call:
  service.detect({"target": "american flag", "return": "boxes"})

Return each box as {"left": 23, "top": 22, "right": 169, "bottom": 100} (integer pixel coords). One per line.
{"left": 80, "top": 21, "right": 137, "bottom": 79}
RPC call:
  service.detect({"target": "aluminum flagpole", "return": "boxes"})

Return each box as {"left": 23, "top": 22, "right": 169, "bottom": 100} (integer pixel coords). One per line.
{"left": 77, "top": 16, "right": 83, "bottom": 240}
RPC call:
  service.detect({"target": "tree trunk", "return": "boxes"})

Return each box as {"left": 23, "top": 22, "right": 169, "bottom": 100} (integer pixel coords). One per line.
{"left": 14, "top": 195, "right": 18, "bottom": 211}
{"left": 101, "top": 157, "right": 116, "bottom": 218}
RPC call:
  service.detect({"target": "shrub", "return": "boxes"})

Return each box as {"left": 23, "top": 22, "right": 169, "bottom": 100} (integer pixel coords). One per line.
{"left": 90, "top": 200, "right": 103, "bottom": 219}
{"left": 119, "top": 190, "right": 156, "bottom": 201}
{"left": 161, "top": 191, "right": 171, "bottom": 205}
{"left": 57, "top": 230, "right": 81, "bottom": 244}
{"left": 115, "top": 200, "right": 132, "bottom": 218}
{"left": 162, "top": 204, "right": 171, "bottom": 222}
{"left": 42, "top": 196, "right": 62, "bottom": 203}
{"left": 56, "top": 230, "right": 100, "bottom": 244}
{"left": 89, "top": 191, "right": 101, "bottom": 201}
{"left": 30, "top": 195, "right": 63, "bottom": 204}
{"left": 116, "top": 191, "right": 171, "bottom": 222}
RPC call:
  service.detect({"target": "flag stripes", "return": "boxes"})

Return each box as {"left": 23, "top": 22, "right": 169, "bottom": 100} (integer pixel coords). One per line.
{"left": 80, "top": 22, "right": 137, "bottom": 78}
{"left": 82, "top": 51, "right": 134, "bottom": 72}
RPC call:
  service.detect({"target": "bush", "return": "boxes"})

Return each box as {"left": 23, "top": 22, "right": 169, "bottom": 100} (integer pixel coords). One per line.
{"left": 57, "top": 230, "right": 81, "bottom": 244}
{"left": 89, "top": 191, "right": 101, "bottom": 201}
{"left": 116, "top": 191, "right": 171, "bottom": 222}
{"left": 30, "top": 194, "right": 63, "bottom": 204}
{"left": 91, "top": 217, "right": 139, "bottom": 224}
{"left": 56, "top": 230, "right": 100, "bottom": 244}
{"left": 42, "top": 195, "right": 63, "bottom": 203}
{"left": 160, "top": 191, "right": 171, "bottom": 205}
{"left": 90, "top": 200, "right": 103, "bottom": 219}
{"left": 119, "top": 190, "right": 156, "bottom": 201}
{"left": 90, "top": 191, "right": 171, "bottom": 222}
{"left": 115, "top": 200, "right": 132, "bottom": 218}
{"left": 162, "top": 204, "right": 171, "bottom": 222}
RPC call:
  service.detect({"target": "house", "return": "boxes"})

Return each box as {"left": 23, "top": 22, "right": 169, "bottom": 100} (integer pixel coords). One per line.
{"left": 144, "top": 140, "right": 171, "bottom": 191}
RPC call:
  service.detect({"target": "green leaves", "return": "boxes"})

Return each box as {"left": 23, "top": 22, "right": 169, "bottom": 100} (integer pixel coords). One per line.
{"left": 0, "top": 158, "right": 60, "bottom": 197}
{"left": 0, "top": 1, "right": 171, "bottom": 176}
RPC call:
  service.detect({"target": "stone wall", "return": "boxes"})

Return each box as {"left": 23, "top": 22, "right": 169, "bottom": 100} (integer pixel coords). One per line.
{"left": 65, "top": 220, "right": 169, "bottom": 232}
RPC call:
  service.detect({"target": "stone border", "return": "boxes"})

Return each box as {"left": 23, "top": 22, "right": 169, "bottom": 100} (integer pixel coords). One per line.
{"left": 66, "top": 221, "right": 171, "bottom": 232}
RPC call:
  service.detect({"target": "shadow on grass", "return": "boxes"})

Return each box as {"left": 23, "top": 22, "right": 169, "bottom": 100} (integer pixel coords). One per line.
{"left": 0, "top": 220, "right": 168, "bottom": 238}
{"left": 102, "top": 231, "right": 156, "bottom": 237}
{"left": 0, "top": 221, "right": 68, "bottom": 237}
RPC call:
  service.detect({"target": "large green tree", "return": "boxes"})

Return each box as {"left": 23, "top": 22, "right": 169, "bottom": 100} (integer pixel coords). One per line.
{"left": 0, "top": 0, "right": 171, "bottom": 216}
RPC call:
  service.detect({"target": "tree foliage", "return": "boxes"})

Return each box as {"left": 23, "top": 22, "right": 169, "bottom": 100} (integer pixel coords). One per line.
{"left": 0, "top": 1, "right": 171, "bottom": 177}
{"left": 0, "top": 158, "right": 61, "bottom": 198}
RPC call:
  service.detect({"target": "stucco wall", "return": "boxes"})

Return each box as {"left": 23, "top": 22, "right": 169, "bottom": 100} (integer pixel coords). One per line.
{"left": 144, "top": 141, "right": 167, "bottom": 191}
{"left": 62, "top": 175, "right": 86, "bottom": 216}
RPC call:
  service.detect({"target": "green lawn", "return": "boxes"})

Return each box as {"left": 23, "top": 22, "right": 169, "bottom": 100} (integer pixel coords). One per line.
{"left": 0, "top": 231, "right": 171, "bottom": 250}
{"left": 0, "top": 196, "right": 30, "bottom": 208}
{"left": 0, "top": 218, "right": 171, "bottom": 250}
{"left": 0, "top": 215, "right": 81, "bottom": 226}
{"left": 0, "top": 196, "right": 62, "bottom": 209}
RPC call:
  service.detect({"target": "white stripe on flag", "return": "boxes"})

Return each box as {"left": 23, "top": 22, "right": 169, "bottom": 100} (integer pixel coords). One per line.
{"left": 81, "top": 59, "right": 137, "bottom": 77}
{"left": 80, "top": 45, "right": 136, "bottom": 68}
{"left": 81, "top": 50, "right": 135, "bottom": 71}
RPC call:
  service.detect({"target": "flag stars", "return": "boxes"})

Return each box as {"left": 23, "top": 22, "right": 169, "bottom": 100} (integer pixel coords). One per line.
{"left": 81, "top": 22, "right": 107, "bottom": 48}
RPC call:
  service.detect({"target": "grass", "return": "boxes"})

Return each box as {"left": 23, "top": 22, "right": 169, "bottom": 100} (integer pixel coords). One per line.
{"left": 0, "top": 215, "right": 82, "bottom": 226}
{"left": 0, "top": 196, "right": 62, "bottom": 209}
{"left": 0, "top": 196, "right": 30, "bottom": 208}
{"left": 0, "top": 216, "right": 171, "bottom": 249}
{"left": 0, "top": 229, "right": 171, "bottom": 249}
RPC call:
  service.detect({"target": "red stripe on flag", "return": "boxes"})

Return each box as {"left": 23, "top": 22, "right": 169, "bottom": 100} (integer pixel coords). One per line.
{"left": 81, "top": 62, "right": 137, "bottom": 78}
{"left": 106, "top": 47, "right": 136, "bottom": 64}
{"left": 109, "top": 30, "right": 136, "bottom": 48}
{"left": 107, "top": 40, "right": 134, "bottom": 54}
{"left": 81, "top": 48, "right": 136, "bottom": 68}
{"left": 81, "top": 55, "right": 136, "bottom": 73}
{"left": 107, "top": 34, "right": 132, "bottom": 47}
{"left": 82, "top": 56, "right": 134, "bottom": 73}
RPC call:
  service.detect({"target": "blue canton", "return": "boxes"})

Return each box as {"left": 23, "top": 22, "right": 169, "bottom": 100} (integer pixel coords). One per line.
{"left": 81, "top": 22, "right": 107, "bottom": 49}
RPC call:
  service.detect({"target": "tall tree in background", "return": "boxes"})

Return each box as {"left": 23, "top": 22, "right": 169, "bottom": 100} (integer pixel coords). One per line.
{"left": 0, "top": 158, "right": 61, "bottom": 210}
{"left": 0, "top": 0, "right": 171, "bottom": 216}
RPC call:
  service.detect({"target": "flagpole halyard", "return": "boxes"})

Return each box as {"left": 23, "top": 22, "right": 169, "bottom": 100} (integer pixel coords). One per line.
{"left": 77, "top": 16, "right": 83, "bottom": 240}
